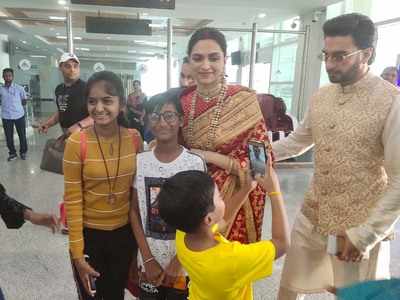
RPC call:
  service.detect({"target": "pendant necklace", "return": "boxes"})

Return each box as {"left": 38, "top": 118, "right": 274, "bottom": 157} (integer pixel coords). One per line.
{"left": 93, "top": 125, "right": 121, "bottom": 205}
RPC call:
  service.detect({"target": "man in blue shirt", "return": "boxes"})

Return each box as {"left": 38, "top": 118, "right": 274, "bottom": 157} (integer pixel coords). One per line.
{"left": 0, "top": 68, "right": 28, "bottom": 161}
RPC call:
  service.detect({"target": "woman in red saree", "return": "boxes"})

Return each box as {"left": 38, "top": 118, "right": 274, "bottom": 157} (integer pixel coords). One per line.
{"left": 180, "top": 27, "right": 271, "bottom": 243}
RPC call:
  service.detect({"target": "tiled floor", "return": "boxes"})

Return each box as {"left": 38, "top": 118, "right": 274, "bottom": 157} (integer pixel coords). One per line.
{"left": 0, "top": 126, "right": 399, "bottom": 300}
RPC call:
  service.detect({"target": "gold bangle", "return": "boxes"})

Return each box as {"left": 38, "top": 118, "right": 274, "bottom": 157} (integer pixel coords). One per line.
{"left": 143, "top": 256, "right": 155, "bottom": 265}
{"left": 268, "top": 191, "right": 282, "bottom": 197}
{"left": 227, "top": 158, "right": 234, "bottom": 174}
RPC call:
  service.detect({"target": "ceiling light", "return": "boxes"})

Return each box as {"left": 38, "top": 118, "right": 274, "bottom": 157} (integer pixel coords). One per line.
{"left": 142, "top": 13, "right": 149, "bottom": 16}
{"left": 258, "top": 13, "right": 267, "bottom": 18}
{"left": 30, "top": 55, "right": 47, "bottom": 58}
{"left": 149, "top": 24, "right": 166, "bottom": 28}
{"left": 76, "top": 47, "right": 90, "bottom": 51}
{"left": 106, "top": 37, "right": 111, "bottom": 39}
{"left": 56, "top": 36, "right": 82, "bottom": 40}
{"left": 128, "top": 50, "right": 137, "bottom": 53}
{"left": 58, "top": 0, "right": 67, "bottom": 4}
{"left": 49, "top": 27, "right": 55, "bottom": 31}
{"left": 21, "top": 40, "right": 27, "bottom": 44}
{"left": 49, "top": 16, "right": 66, "bottom": 21}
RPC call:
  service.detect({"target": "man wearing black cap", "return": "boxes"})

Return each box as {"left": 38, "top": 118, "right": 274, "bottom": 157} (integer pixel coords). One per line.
{"left": 38, "top": 53, "right": 93, "bottom": 135}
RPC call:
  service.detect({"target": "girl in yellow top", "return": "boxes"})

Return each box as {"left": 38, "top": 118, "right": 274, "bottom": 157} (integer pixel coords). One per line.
{"left": 63, "top": 71, "right": 141, "bottom": 299}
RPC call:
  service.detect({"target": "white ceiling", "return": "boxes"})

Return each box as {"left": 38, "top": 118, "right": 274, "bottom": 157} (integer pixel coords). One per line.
{"left": 0, "top": 0, "right": 341, "bottom": 64}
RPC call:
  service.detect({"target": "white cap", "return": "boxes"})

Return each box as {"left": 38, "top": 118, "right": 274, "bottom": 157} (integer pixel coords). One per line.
{"left": 59, "top": 53, "right": 80, "bottom": 65}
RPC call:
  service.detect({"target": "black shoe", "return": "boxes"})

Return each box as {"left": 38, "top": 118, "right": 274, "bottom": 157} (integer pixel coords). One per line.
{"left": 7, "top": 154, "right": 17, "bottom": 162}
{"left": 20, "top": 153, "right": 26, "bottom": 160}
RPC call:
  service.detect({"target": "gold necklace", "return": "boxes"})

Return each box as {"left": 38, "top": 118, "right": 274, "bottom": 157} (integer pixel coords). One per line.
{"left": 187, "top": 84, "right": 227, "bottom": 150}
{"left": 197, "top": 84, "right": 222, "bottom": 101}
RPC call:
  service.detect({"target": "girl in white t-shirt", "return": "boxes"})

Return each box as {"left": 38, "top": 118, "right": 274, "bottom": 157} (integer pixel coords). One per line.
{"left": 130, "top": 89, "right": 206, "bottom": 300}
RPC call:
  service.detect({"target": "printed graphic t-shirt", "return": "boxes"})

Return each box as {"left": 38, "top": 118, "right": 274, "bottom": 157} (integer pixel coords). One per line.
{"left": 55, "top": 79, "right": 88, "bottom": 129}
{"left": 135, "top": 147, "right": 206, "bottom": 269}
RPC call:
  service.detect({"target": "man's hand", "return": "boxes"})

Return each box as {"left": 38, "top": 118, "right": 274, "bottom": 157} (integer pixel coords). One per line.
{"left": 337, "top": 230, "right": 363, "bottom": 262}
{"left": 24, "top": 209, "right": 60, "bottom": 233}
{"left": 37, "top": 123, "right": 50, "bottom": 134}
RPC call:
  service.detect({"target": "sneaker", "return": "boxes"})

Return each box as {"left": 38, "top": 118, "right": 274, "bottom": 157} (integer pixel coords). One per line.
{"left": 7, "top": 154, "right": 17, "bottom": 161}
{"left": 20, "top": 153, "right": 26, "bottom": 160}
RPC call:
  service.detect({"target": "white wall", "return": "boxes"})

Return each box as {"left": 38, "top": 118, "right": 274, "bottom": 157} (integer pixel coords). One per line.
{"left": 292, "top": 11, "right": 326, "bottom": 121}
{"left": 0, "top": 34, "right": 10, "bottom": 74}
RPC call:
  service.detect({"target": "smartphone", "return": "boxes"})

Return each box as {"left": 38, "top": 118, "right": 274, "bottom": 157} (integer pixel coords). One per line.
{"left": 327, "top": 235, "right": 345, "bottom": 256}
{"left": 84, "top": 255, "right": 96, "bottom": 295}
{"left": 327, "top": 235, "right": 338, "bottom": 255}
{"left": 248, "top": 141, "right": 267, "bottom": 177}
{"left": 87, "top": 275, "right": 96, "bottom": 295}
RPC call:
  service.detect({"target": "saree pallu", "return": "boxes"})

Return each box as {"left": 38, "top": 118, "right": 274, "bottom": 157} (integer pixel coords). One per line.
{"left": 181, "top": 85, "right": 270, "bottom": 243}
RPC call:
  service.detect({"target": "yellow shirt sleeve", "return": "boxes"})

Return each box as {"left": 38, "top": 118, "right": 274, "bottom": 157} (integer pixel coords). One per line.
{"left": 63, "top": 132, "right": 84, "bottom": 259}
{"left": 232, "top": 240, "right": 276, "bottom": 286}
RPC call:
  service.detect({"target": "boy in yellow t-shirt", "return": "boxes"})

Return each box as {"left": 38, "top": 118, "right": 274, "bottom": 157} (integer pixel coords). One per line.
{"left": 158, "top": 156, "right": 290, "bottom": 300}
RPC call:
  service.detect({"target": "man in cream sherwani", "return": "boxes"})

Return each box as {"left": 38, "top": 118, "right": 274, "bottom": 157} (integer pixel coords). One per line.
{"left": 274, "top": 13, "right": 400, "bottom": 300}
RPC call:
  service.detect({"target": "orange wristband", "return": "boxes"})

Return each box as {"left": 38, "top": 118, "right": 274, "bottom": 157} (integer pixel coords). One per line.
{"left": 268, "top": 191, "right": 282, "bottom": 197}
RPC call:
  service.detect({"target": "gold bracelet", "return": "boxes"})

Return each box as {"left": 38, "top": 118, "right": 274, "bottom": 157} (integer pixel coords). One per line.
{"left": 268, "top": 191, "right": 282, "bottom": 197}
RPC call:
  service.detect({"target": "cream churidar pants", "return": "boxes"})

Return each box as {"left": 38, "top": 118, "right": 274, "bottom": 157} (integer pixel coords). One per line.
{"left": 278, "top": 213, "right": 391, "bottom": 300}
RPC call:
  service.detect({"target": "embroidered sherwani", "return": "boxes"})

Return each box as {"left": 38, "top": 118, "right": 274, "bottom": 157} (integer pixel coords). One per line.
{"left": 272, "top": 72, "right": 400, "bottom": 296}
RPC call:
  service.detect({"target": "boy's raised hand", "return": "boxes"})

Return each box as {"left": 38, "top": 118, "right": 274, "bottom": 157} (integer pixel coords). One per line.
{"left": 242, "top": 168, "right": 257, "bottom": 193}
{"left": 254, "top": 153, "right": 280, "bottom": 194}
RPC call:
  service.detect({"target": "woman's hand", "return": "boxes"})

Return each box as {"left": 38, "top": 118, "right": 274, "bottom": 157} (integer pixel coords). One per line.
{"left": 24, "top": 210, "right": 60, "bottom": 233}
{"left": 254, "top": 153, "right": 281, "bottom": 194}
{"left": 73, "top": 257, "right": 100, "bottom": 296}
{"left": 143, "top": 258, "right": 165, "bottom": 287}
{"left": 163, "top": 256, "right": 184, "bottom": 287}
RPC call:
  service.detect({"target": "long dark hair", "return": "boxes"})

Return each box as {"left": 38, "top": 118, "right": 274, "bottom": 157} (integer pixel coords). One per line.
{"left": 85, "top": 71, "right": 127, "bottom": 126}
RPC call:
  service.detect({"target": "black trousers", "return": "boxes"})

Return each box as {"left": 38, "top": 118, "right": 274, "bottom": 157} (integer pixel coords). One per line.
{"left": 2, "top": 116, "right": 27, "bottom": 155}
{"left": 73, "top": 224, "right": 137, "bottom": 300}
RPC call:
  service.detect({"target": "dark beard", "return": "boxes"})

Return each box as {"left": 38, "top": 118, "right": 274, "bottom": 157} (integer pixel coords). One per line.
{"left": 328, "top": 61, "right": 360, "bottom": 84}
